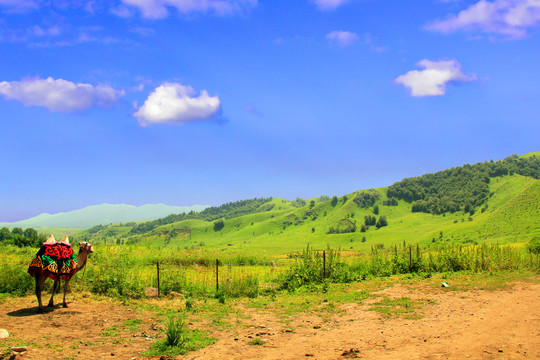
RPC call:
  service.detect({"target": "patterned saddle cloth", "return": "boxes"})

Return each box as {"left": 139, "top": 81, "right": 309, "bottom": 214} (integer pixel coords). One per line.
{"left": 28, "top": 243, "right": 78, "bottom": 281}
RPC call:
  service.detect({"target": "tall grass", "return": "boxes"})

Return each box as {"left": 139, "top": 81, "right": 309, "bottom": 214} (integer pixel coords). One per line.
{"left": 351, "top": 242, "right": 539, "bottom": 277}
{"left": 0, "top": 245, "right": 40, "bottom": 296}
{"left": 279, "top": 245, "right": 361, "bottom": 290}
{"left": 0, "top": 242, "right": 537, "bottom": 300}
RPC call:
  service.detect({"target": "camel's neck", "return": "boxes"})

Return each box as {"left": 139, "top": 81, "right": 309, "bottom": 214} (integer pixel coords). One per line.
{"left": 76, "top": 250, "right": 89, "bottom": 271}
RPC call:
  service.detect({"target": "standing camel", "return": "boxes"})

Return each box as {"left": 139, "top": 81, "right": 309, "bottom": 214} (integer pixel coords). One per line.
{"left": 28, "top": 235, "right": 94, "bottom": 312}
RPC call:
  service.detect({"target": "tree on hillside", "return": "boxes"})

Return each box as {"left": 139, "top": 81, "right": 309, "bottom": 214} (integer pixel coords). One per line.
{"left": 364, "top": 215, "right": 376, "bottom": 226}
{"left": 128, "top": 197, "right": 273, "bottom": 236}
{"left": 291, "top": 197, "right": 306, "bottom": 208}
{"left": 383, "top": 197, "right": 398, "bottom": 206}
{"left": 373, "top": 205, "right": 379, "bottom": 215}
{"left": 23, "top": 228, "right": 38, "bottom": 243}
{"left": 353, "top": 191, "right": 380, "bottom": 208}
{"left": 331, "top": 196, "right": 338, "bottom": 207}
{"left": 526, "top": 237, "right": 540, "bottom": 255}
{"left": 0, "top": 227, "right": 42, "bottom": 247}
{"left": 375, "top": 216, "right": 388, "bottom": 229}
{"left": 0, "top": 227, "right": 11, "bottom": 241}
{"left": 213, "top": 219, "right": 225, "bottom": 232}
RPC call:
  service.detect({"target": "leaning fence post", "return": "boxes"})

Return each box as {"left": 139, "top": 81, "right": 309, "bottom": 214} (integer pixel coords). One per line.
{"left": 157, "top": 261, "right": 161, "bottom": 297}
{"left": 216, "top": 259, "right": 219, "bottom": 293}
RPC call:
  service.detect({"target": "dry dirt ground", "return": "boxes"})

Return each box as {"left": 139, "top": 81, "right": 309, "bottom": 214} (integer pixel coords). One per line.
{"left": 0, "top": 280, "right": 538, "bottom": 360}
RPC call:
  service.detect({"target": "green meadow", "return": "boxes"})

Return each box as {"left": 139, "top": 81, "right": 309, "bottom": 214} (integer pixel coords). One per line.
{"left": 73, "top": 173, "right": 539, "bottom": 257}
{"left": 1, "top": 153, "right": 538, "bottom": 302}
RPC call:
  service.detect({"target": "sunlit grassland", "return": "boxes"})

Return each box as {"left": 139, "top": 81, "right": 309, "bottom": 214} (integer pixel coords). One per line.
{"left": 104, "top": 176, "right": 538, "bottom": 257}
{"left": 2, "top": 237, "right": 537, "bottom": 303}
{"left": 2, "top": 173, "right": 538, "bottom": 303}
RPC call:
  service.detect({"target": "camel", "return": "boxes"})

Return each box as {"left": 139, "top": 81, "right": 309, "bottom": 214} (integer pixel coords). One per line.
{"left": 28, "top": 235, "right": 94, "bottom": 313}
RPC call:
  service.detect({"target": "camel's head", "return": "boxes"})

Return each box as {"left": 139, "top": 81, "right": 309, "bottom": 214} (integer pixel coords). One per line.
{"left": 79, "top": 241, "right": 94, "bottom": 254}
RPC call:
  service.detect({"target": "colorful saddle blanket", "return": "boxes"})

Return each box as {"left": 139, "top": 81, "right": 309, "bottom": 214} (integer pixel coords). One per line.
{"left": 28, "top": 243, "right": 78, "bottom": 281}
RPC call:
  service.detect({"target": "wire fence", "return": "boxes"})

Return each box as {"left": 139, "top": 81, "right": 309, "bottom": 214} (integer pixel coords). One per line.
{"left": 1, "top": 243, "right": 538, "bottom": 300}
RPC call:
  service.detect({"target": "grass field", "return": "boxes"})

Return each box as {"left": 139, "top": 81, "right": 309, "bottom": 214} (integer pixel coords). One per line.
{"left": 70, "top": 173, "right": 539, "bottom": 259}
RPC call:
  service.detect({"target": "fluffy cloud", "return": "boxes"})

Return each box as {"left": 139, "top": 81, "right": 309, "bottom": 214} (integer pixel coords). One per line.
{"left": 394, "top": 60, "right": 477, "bottom": 97}
{"left": 134, "top": 83, "right": 221, "bottom": 126}
{"left": 119, "top": 0, "right": 257, "bottom": 19}
{"left": 326, "top": 30, "right": 359, "bottom": 46}
{"left": 0, "top": 77, "right": 124, "bottom": 112}
{"left": 427, "top": 0, "right": 540, "bottom": 39}
{"left": 312, "top": 0, "right": 349, "bottom": 11}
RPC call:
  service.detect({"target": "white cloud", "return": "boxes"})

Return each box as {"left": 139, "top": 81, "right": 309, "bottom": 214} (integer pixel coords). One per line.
{"left": 313, "top": 0, "right": 349, "bottom": 11}
{"left": 134, "top": 83, "right": 221, "bottom": 126}
{"left": 0, "top": 77, "right": 124, "bottom": 112}
{"left": 326, "top": 30, "right": 359, "bottom": 46}
{"left": 394, "top": 59, "right": 477, "bottom": 97}
{"left": 427, "top": 0, "right": 540, "bottom": 39}
{"left": 119, "top": 0, "right": 257, "bottom": 19}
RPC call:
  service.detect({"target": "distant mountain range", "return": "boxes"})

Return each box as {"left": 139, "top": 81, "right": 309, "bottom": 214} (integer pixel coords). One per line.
{"left": 0, "top": 204, "right": 209, "bottom": 229}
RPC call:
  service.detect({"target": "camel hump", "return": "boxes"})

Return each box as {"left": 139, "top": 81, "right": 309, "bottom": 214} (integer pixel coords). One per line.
{"left": 43, "top": 234, "right": 57, "bottom": 245}
{"left": 60, "top": 236, "right": 70, "bottom": 245}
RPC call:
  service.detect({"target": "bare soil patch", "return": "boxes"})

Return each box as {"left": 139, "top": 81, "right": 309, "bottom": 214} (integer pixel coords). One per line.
{"left": 185, "top": 281, "right": 540, "bottom": 360}
{"left": 1, "top": 280, "right": 539, "bottom": 360}
{"left": 0, "top": 295, "right": 161, "bottom": 360}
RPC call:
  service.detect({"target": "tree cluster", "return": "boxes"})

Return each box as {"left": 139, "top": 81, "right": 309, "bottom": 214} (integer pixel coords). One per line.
{"left": 387, "top": 154, "right": 540, "bottom": 215}
{"left": 362, "top": 215, "right": 388, "bottom": 231}
{"left": 383, "top": 197, "right": 398, "bottom": 206}
{"left": 353, "top": 191, "right": 380, "bottom": 209}
{"left": 291, "top": 197, "right": 306, "bottom": 208}
{"left": 0, "top": 227, "right": 44, "bottom": 247}
{"left": 375, "top": 215, "right": 388, "bottom": 229}
{"left": 129, "top": 197, "right": 273, "bottom": 235}
{"left": 327, "top": 219, "right": 357, "bottom": 234}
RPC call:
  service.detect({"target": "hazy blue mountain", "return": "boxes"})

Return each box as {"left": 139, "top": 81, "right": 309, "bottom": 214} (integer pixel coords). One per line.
{"left": 0, "top": 204, "right": 209, "bottom": 229}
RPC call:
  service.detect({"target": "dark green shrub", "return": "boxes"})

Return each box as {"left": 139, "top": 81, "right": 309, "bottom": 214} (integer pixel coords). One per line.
{"left": 526, "top": 237, "right": 540, "bottom": 255}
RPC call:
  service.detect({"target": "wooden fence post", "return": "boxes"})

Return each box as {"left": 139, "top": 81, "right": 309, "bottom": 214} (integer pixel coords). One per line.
{"left": 323, "top": 251, "right": 326, "bottom": 278}
{"left": 216, "top": 259, "right": 219, "bottom": 293}
{"left": 157, "top": 261, "right": 161, "bottom": 297}
{"left": 409, "top": 246, "right": 412, "bottom": 272}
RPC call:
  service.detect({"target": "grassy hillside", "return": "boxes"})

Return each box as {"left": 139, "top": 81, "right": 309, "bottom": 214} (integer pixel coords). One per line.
{"left": 66, "top": 153, "right": 539, "bottom": 256}
{"left": 441, "top": 176, "right": 540, "bottom": 245}
{"left": 72, "top": 176, "right": 539, "bottom": 256}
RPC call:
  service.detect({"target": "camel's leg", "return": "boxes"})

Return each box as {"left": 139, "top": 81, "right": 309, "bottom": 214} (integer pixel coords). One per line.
{"left": 48, "top": 280, "right": 60, "bottom": 307}
{"left": 35, "top": 275, "right": 47, "bottom": 313}
{"left": 62, "top": 280, "right": 70, "bottom": 308}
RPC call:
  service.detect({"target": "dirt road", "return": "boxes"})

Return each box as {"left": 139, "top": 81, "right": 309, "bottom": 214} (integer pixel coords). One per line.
{"left": 1, "top": 281, "right": 538, "bottom": 360}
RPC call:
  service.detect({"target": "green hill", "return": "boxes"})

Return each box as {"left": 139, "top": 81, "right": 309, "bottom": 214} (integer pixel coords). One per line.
{"left": 70, "top": 153, "right": 539, "bottom": 255}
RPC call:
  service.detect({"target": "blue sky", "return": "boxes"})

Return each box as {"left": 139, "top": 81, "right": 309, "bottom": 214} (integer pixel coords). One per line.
{"left": 1, "top": 0, "right": 539, "bottom": 222}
